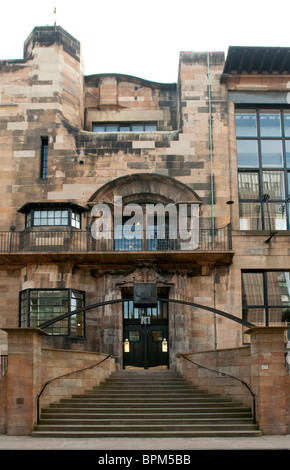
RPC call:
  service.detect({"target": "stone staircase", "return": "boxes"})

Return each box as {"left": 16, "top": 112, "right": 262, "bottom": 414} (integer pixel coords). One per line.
{"left": 31, "top": 370, "right": 261, "bottom": 438}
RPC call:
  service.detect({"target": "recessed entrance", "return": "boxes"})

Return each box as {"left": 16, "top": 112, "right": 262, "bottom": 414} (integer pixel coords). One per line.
{"left": 123, "top": 300, "right": 169, "bottom": 369}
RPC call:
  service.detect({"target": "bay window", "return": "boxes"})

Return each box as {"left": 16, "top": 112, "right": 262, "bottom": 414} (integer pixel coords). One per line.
{"left": 20, "top": 289, "right": 85, "bottom": 336}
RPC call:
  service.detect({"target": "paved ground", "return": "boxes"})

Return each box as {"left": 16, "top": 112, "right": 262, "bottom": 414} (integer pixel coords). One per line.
{"left": 0, "top": 434, "right": 289, "bottom": 450}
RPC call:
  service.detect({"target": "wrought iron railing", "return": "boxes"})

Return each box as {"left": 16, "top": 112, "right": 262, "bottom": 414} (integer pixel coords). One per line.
{"left": 0, "top": 224, "right": 232, "bottom": 253}
{"left": 177, "top": 353, "right": 256, "bottom": 424}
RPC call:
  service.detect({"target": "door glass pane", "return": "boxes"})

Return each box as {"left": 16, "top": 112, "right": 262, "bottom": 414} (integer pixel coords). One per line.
{"left": 235, "top": 111, "right": 257, "bottom": 137}
{"left": 129, "top": 331, "right": 140, "bottom": 342}
{"left": 261, "top": 140, "right": 283, "bottom": 167}
{"left": 237, "top": 140, "right": 259, "bottom": 167}
{"left": 260, "top": 111, "right": 281, "bottom": 137}
{"left": 239, "top": 202, "right": 262, "bottom": 230}
{"left": 262, "top": 171, "right": 285, "bottom": 199}
{"left": 151, "top": 331, "right": 163, "bottom": 341}
{"left": 238, "top": 172, "right": 259, "bottom": 199}
{"left": 242, "top": 272, "right": 264, "bottom": 305}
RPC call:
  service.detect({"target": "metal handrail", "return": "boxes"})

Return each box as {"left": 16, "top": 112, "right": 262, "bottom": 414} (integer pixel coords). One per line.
{"left": 177, "top": 353, "right": 256, "bottom": 424}
{"left": 36, "top": 354, "right": 115, "bottom": 424}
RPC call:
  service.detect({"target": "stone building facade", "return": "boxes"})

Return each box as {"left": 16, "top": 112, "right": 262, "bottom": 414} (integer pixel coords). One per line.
{"left": 0, "top": 26, "right": 289, "bottom": 373}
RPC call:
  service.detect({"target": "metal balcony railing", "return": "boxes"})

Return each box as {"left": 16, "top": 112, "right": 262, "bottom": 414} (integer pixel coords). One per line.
{"left": 0, "top": 224, "right": 232, "bottom": 253}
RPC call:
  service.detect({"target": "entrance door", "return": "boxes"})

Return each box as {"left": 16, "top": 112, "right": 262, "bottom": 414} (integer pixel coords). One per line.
{"left": 123, "top": 300, "right": 169, "bottom": 369}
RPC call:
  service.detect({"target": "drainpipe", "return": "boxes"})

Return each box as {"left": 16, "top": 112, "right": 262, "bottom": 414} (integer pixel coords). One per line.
{"left": 207, "top": 53, "right": 215, "bottom": 249}
{"left": 207, "top": 54, "right": 217, "bottom": 349}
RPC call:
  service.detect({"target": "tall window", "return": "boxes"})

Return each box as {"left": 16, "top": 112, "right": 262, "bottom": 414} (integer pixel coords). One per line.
{"left": 235, "top": 109, "right": 290, "bottom": 230}
{"left": 242, "top": 271, "right": 290, "bottom": 327}
{"left": 20, "top": 289, "right": 85, "bottom": 336}
{"left": 40, "top": 137, "right": 48, "bottom": 179}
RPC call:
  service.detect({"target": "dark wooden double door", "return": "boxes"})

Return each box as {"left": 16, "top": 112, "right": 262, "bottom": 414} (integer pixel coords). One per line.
{"left": 123, "top": 321, "right": 169, "bottom": 369}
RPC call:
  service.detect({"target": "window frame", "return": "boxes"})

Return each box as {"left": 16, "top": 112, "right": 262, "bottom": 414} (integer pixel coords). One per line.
{"left": 25, "top": 208, "right": 82, "bottom": 229}
{"left": 19, "top": 288, "right": 85, "bottom": 337}
{"left": 92, "top": 122, "right": 158, "bottom": 133}
{"left": 242, "top": 270, "right": 290, "bottom": 327}
{"left": 236, "top": 106, "right": 290, "bottom": 230}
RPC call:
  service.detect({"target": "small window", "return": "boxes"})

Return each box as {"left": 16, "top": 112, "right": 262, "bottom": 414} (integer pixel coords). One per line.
{"left": 92, "top": 122, "right": 157, "bottom": 132}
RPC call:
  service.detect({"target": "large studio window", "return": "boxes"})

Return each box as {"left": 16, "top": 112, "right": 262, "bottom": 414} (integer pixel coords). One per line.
{"left": 20, "top": 289, "right": 85, "bottom": 336}
{"left": 236, "top": 109, "right": 290, "bottom": 230}
{"left": 242, "top": 271, "right": 290, "bottom": 328}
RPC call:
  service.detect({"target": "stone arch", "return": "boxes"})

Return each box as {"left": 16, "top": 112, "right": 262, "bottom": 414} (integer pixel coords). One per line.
{"left": 88, "top": 173, "right": 202, "bottom": 206}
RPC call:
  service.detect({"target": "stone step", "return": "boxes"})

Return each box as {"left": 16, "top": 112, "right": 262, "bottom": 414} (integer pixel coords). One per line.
{"left": 32, "top": 370, "right": 261, "bottom": 438}
{"left": 33, "top": 423, "right": 260, "bottom": 432}
{"left": 38, "top": 417, "right": 256, "bottom": 425}
{"left": 31, "top": 430, "right": 262, "bottom": 438}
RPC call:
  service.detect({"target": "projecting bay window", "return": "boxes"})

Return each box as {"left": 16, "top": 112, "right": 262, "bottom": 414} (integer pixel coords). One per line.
{"left": 24, "top": 207, "right": 81, "bottom": 229}
{"left": 235, "top": 108, "right": 290, "bottom": 230}
{"left": 20, "top": 289, "right": 85, "bottom": 336}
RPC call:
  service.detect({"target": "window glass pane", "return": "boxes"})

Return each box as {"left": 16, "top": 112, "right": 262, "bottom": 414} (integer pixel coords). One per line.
{"left": 235, "top": 111, "right": 257, "bottom": 137}
{"left": 237, "top": 140, "right": 259, "bottom": 167}
{"left": 262, "top": 171, "right": 285, "bottom": 199}
{"left": 239, "top": 202, "right": 262, "bottom": 230}
{"left": 93, "top": 125, "right": 105, "bottom": 132}
{"left": 268, "top": 307, "right": 288, "bottom": 324}
{"left": 144, "top": 124, "right": 157, "bottom": 131}
{"left": 242, "top": 272, "right": 264, "bottom": 305}
{"left": 243, "top": 308, "right": 265, "bottom": 326}
{"left": 132, "top": 125, "right": 144, "bottom": 132}
{"left": 261, "top": 140, "right": 283, "bottom": 167}
{"left": 285, "top": 141, "right": 290, "bottom": 168}
{"left": 106, "top": 125, "right": 118, "bottom": 132}
{"left": 238, "top": 172, "right": 259, "bottom": 199}
{"left": 72, "top": 212, "right": 81, "bottom": 228}
{"left": 119, "top": 125, "right": 131, "bottom": 131}
{"left": 260, "top": 111, "right": 281, "bottom": 137}
{"left": 283, "top": 112, "right": 290, "bottom": 137}
{"left": 26, "top": 212, "right": 32, "bottom": 228}
{"left": 264, "top": 203, "right": 287, "bottom": 230}
{"left": 267, "top": 272, "right": 290, "bottom": 306}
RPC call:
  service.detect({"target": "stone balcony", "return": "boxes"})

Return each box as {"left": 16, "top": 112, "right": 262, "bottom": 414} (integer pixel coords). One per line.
{"left": 0, "top": 225, "right": 234, "bottom": 275}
